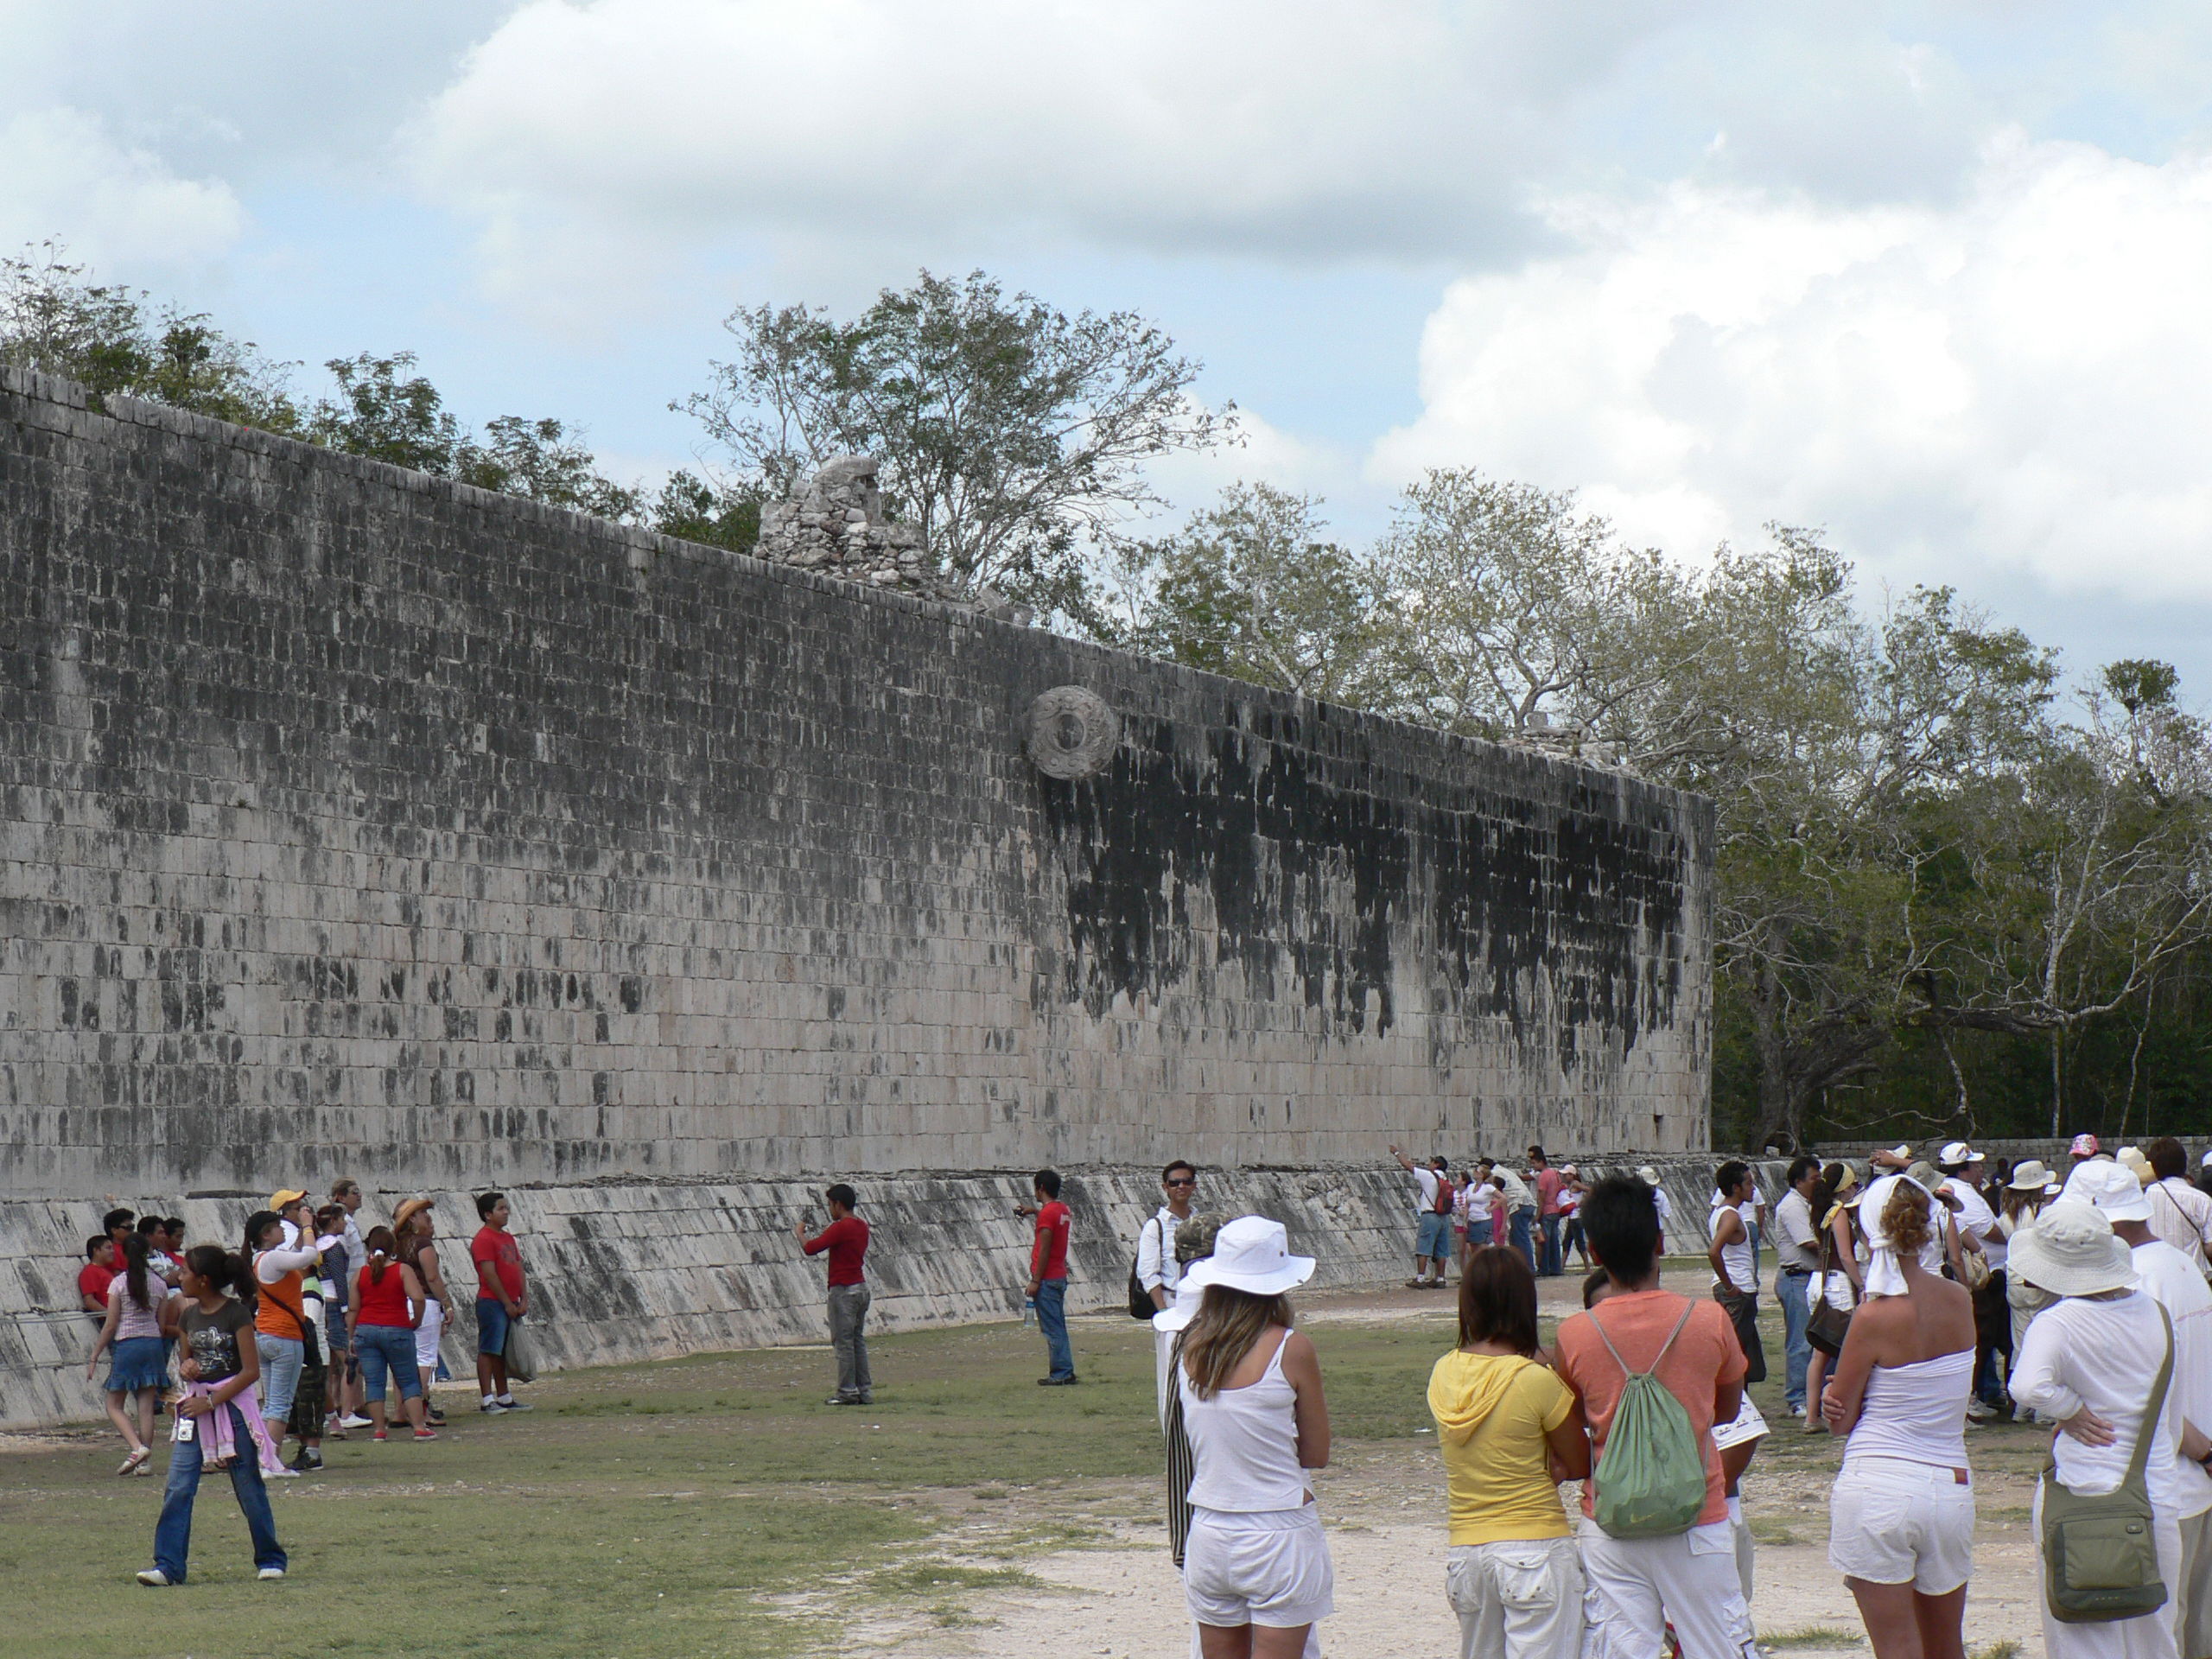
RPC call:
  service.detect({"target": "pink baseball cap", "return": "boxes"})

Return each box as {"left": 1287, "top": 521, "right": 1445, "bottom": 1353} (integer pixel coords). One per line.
{"left": 2070, "top": 1133, "right": 2100, "bottom": 1157}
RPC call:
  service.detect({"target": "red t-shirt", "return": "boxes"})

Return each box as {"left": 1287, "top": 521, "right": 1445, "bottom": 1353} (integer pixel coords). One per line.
{"left": 804, "top": 1216, "right": 870, "bottom": 1286}
{"left": 78, "top": 1262, "right": 116, "bottom": 1307}
{"left": 472, "top": 1226, "right": 524, "bottom": 1303}
{"left": 1031, "top": 1201, "right": 1071, "bottom": 1281}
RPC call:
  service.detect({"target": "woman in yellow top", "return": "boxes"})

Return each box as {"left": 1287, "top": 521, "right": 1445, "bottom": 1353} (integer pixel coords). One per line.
{"left": 1429, "top": 1244, "right": 1592, "bottom": 1659}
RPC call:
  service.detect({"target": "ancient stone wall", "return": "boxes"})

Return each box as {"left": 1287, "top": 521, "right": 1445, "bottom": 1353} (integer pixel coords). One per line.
{"left": 0, "top": 364, "right": 1713, "bottom": 1421}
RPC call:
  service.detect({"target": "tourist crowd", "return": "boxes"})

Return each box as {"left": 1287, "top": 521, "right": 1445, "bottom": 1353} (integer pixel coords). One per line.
{"left": 73, "top": 1182, "right": 536, "bottom": 1586}
{"left": 1136, "top": 1138, "right": 2212, "bottom": 1659}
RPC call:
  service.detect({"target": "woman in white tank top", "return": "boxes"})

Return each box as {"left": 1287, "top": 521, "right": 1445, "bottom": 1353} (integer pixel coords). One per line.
{"left": 1820, "top": 1174, "right": 1978, "bottom": 1659}
{"left": 1178, "top": 1216, "right": 1332, "bottom": 1659}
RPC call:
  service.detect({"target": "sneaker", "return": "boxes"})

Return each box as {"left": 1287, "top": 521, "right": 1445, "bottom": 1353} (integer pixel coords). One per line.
{"left": 1037, "top": 1375, "right": 1079, "bottom": 1387}
{"left": 290, "top": 1450, "right": 323, "bottom": 1473}
{"left": 827, "top": 1395, "right": 862, "bottom": 1406}
{"left": 118, "top": 1447, "right": 150, "bottom": 1478}
{"left": 257, "top": 1567, "right": 286, "bottom": 1580}
{"left": 1965, "top": 1398, "right": 1999, "bottom": 1423}
{"left": 337, "top": 1413, "right": 372, "bottom": 1430}
{"left": 372, "top": 1429, "right": 389, "bottom": 1441}
{"left": 480, "top": 1398, "right": 509, "bottom": 1414}
{"left": 136, "top": 1569, "right": 173, "bottom": 1588}
{"left": 1405, "top": 1278, "right": 1430, "bottom": 1289}
{"left": 495, "top": 1397, "right": 531, "bottom": 1412}
{"left": 413, "top": 1427, "right": 439, "bottom": 1441}
{"left": 266, "top": 1466, "right": 300, "bottom": 1479}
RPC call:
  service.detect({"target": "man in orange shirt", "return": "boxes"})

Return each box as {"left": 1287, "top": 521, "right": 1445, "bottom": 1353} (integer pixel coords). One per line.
{"left": 1554, "top": 1175, "right": 1754, "bottom": 1659}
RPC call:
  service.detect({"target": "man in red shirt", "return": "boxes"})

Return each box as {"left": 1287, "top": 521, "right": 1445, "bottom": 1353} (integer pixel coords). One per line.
{"left": 77, "top": 1236, "right": 118, "bottom": 1322}
{"left": 796, "top": 1184, "right": 872, "bottom": 1405}
{"left": 470, "top": 1192, "right": 531, "bottom": 1413}
{"left": 1024, "top": 1169, "right": 1076, "bottom": 1385}
{"left": 1554, "top": 1174, "right": 1751, "bottom": 1659}
{"left": 1530, "top": 1145, "right": 1565, "bottom": 1277}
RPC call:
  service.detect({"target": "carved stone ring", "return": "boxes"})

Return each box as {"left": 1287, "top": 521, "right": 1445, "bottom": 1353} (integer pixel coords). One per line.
{"left": 1024, "top": 686, "right": 1119, "bottom": 779}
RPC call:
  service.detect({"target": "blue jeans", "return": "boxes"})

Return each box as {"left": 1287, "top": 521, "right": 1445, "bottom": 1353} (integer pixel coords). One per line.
{"left": 1777, "top": 1269, "right": 1812, "bottom": 1412}
{"left": 153, "top": 1404, "right": 286, "bottom": 1582}
{"left": 256, "top": 1332, "right": 303, "bottom": 1424}
{"left": 1035, "top": 1278, "right": 1073, "bottom": 1380}
{"left": 356, "top": 1325, "right": 423, "bottom": 1402}
{"left": 1509, "top": 1207, "right": 1535, "bottom": 1271}
{"left": 1539, "top": 1214, "right": 1562, "bottom": 1276}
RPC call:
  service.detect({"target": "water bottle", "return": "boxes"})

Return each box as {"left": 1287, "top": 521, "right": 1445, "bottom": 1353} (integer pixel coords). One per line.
{"left": 1022, "top": 1294, "right": 1036, "bottom": 1326}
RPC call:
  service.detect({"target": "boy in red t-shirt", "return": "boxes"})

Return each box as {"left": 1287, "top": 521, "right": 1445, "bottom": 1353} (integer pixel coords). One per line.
{"left": 1022, "top": 1169, "right": 1076, "bottom": 1385}
{"left": 77, "top": 1236, "right": 118, "bottom": 1321}
{"left": 470, "top": 1192, "right": 530, "bottom": 1413}
{"left": 797, "top": 1183, "right": 873, "bottom": 1405}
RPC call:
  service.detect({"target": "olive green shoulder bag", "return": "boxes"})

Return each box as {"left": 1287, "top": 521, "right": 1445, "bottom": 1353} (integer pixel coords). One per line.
{"left": 2041, "top": 1305, "right": 2172, "bottom": 1624}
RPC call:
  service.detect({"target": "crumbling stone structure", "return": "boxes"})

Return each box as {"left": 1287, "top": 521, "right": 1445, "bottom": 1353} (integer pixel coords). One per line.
{"left": 753, "top": 454, "right": 945, "bottom": 596}
{"left": 0, "top": 365, "right": 1714, "bottom": 1423}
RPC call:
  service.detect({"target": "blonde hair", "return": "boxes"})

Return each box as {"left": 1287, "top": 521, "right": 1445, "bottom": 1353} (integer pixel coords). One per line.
{"left": 1882, "top": 1183, "right": 1934, "bottom": 1258}
{"left": 1180, "top": 1284, "right": 1294, "bottom": 1400}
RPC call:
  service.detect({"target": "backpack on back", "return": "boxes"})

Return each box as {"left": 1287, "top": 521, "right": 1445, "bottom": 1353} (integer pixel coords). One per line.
{"left": 1586, "top": 1298, "right": 1710, "bottom": 1538}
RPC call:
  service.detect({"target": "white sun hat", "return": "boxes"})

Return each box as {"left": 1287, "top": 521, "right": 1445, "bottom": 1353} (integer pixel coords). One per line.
{"left": 1200, "top": 1217, "right": 1316, "bottom": 1298}
{"left": 1938, "top": 1141, "right": 1983, "bottom": 1167}
{"left": 2009, "top": 1199, "right": 2138, "bottom": 1298}
{"left": 2066, "top": 1156, "right": 2152, "bottom": 1224}
{"left": 2117, "top": 1146, "right": 2153, "bottom": 1180}
{"left": 1152, "top": 1259, "right": 1216, "bottom": 1333}
{"left": 2007, "top": 1159, "right": 2055, "bottom": 1191}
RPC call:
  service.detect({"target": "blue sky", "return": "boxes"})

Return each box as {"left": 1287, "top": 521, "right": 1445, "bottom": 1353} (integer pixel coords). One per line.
{"left": 9, "top": 1, "right": 2212, "bottom": 690}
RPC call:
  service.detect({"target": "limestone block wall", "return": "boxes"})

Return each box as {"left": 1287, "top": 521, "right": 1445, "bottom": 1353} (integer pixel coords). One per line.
{"left": 0, "top": 364, "right": 1714, "bottom": 1418}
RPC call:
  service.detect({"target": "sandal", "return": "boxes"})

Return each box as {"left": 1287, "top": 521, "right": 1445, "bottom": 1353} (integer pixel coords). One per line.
{"left": 117, "top": 1446, "right": 150, "bottom": 1478}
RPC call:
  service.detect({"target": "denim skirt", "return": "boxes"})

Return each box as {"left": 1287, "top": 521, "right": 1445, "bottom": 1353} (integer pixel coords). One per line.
{"left": 106, "top": 1335, "right": 168, "bottom": 1393}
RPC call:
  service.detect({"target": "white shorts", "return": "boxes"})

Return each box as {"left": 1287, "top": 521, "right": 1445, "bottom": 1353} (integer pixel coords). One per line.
{"left": 1185, "top": 1506, "right": 1335, "bottom": 1630}
{"left": 1828, "top": 1457, "right": 1975, "bottom": 1594}
{"left": 414, "top": 1300, "right": 444, "bottom": 1370}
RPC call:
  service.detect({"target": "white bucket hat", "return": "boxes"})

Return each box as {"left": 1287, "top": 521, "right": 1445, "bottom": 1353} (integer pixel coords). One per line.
{"left": 1199, "top": 1217, "right": 1316, "bottom": 1298}
{"left": 1152, "top": 1258, "right": 1215, "bottom": 1333}
{"left": 2009, "top": 1199, "right": 2138, "bottom": 1298}
{"left": 2007, "top": 1159, "right": 2055, "bottom": 1192}
{"left": 2065, "top": 1157, "right": 2152, "bottom": 1223}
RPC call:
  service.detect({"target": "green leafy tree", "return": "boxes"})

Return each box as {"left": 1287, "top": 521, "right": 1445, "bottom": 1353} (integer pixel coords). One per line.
{"left": 1117, "top": 484, "right": 1387, "bottom": 702}
{"left": 681, "top": 270, "right": 1230, "bottom": 623}
{"left": 0, "top": 242, "right": 300, "bottom": 430}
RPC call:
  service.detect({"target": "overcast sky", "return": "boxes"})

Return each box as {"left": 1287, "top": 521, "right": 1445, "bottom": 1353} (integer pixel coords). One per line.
{"left": 9, "top": 1, "right": 2212, "bottom": 690}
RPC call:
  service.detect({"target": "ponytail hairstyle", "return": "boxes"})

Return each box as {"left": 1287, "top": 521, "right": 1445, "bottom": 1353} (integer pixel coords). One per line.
{"left": 365, "top": 1224, "right": 399, "bottom": 1285}
{"left": 1882, "top": 1180, "right": 1935, "bottom": 1258}
{"left": 122, "top": 1230, "right": 152, "bottom": 1311}
{"left": 242, "top": 1210, "right": 283, "bottom": 1259}
{"left": 182, "top": 1243, "right": 245, "bottom": 1300}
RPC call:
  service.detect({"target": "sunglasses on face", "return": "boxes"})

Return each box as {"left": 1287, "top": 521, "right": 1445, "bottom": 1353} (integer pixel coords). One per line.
{"left": 1166, "top": 1177, "right": 1196, "bottom": 1187}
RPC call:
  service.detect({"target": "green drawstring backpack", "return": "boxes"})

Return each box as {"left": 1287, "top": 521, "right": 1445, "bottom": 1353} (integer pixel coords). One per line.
{"left": 1588, "top": 1297, "right": 1711, "bottom": 1538}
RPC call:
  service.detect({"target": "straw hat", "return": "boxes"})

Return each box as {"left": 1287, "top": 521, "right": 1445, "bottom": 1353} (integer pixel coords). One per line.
{"left": 2009, "top": 1199, "right": 2138, "bottom": 1297}
{"left": 1199, "top": 1217, "right": 1315, "bottom": 1297}
{"left": 391, "top": 1197, "right": 435, "bottom": 1233}
{"left": 2066, "top": 1158, "right": 2152, "bottom": 1224}
{"left": 2007, "top": 1159, "right": 2055, "bottom": 1192}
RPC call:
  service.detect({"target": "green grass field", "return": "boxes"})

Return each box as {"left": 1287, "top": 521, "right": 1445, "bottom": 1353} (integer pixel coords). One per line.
{"left": 0, "top": 1287, "right": 2044, "bottom": 1659}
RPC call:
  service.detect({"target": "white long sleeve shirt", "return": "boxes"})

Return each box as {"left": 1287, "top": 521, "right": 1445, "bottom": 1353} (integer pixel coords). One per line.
{"left": 2013, "top": 1291, "right": 2185, "bottom": 1519}
{"left": 1135, "top": 1205, "right": 1185, "bottom": 1295}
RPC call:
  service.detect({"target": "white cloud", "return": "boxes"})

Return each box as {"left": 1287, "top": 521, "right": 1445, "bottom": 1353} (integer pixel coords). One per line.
{"left": 1371, "top": 132, "right": 2212, "bottom": 604}
{"left": 410, "top": 0, "right": 1723, "bottom": 283}
{"left": 0, "top": 107, "right": 246, "bottom": 269}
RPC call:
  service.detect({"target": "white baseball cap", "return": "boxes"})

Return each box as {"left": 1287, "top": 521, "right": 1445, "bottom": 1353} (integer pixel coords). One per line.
{"left": 1938, "top": 1141, "right": 1981, "bottom": 1167}
{"left": 2066, "top": 1157, "right": 2152, "bottom": 1224}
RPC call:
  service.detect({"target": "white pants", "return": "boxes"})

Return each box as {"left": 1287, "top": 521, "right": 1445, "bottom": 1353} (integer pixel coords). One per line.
{"left": 2176, "top": 1508, "right": 2211, "bottom": 1659}
{"left": 1576, "top": 1516, "right": 1756, "bottom": 1659}
{"left": 2034, "top": 1480, "right": 2181, "bottom": 1659}
{"left": 1447, "top": 1536, "right": 1585, "bottom": 1659}
{"left": 413, "top": 1300, "right": 444, "bottom": 1371}
{"left": 1727, "top": 1496, "right": 1754, "bottom": 1607}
